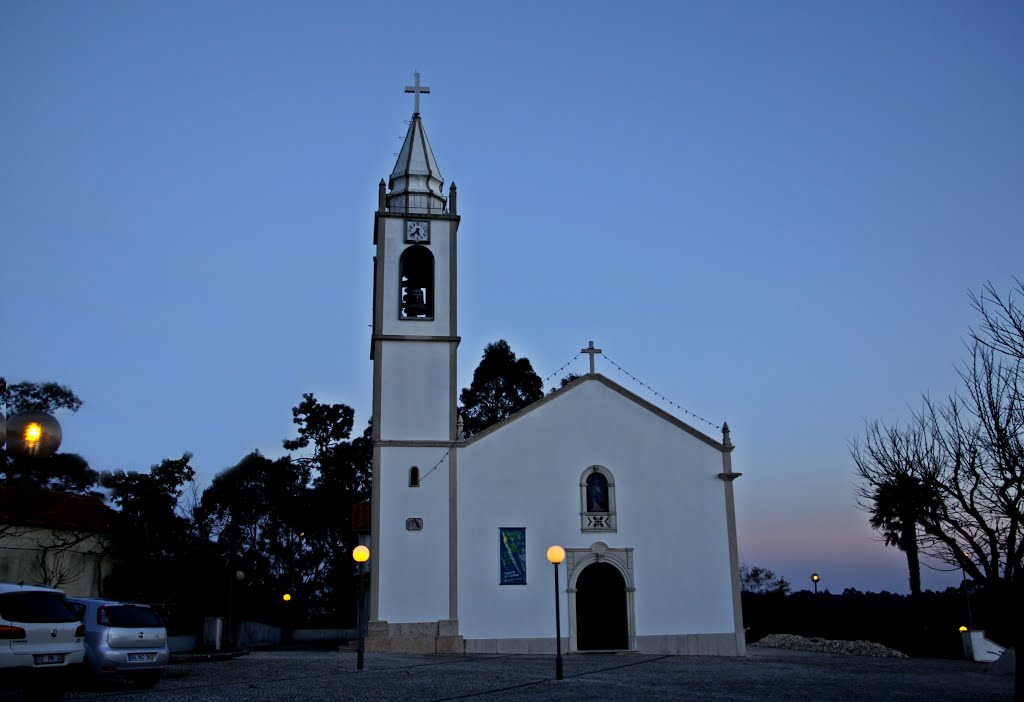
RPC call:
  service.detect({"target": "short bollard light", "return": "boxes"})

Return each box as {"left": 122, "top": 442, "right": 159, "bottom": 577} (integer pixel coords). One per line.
{"left": 352, "top": 545, "right": 370, "bottom": 671}
{"left": 547, "top": 545, "right": 566, "bottom": 680}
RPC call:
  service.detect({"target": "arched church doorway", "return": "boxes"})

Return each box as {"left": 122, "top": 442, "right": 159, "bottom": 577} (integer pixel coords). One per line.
{"left": 575, "top": 562, "right": 628, "bottom": 650}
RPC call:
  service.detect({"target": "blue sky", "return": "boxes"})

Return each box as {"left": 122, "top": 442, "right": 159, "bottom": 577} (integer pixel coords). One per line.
{"left": 3, "top": 1, "right": 1021, "bottom": 594}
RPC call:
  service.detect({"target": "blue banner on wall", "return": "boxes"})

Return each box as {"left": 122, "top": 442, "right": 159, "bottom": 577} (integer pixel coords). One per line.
{"left": 499, "top": 527, "right": 527, "bottom": 585}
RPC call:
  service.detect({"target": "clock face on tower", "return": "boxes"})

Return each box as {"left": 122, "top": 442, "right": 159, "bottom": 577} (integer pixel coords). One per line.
{"left": 406, "top": 220, "right": 430, "bottom": 243}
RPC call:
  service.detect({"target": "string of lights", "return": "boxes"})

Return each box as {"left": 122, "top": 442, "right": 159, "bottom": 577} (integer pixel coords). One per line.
{"left": 543, "top": 352, "right": 582, "bottom": 384}
{"left": 418, "top": 445, "right": 454, "bottom": 483}
{"left": 602, "top": 352, "right": 721, "bottom": 431}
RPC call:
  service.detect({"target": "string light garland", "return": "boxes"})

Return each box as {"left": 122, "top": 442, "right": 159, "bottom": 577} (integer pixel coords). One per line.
{"left": 418, "top": 445, "right": 454, "bottom": 483}
{"left": 542, "top": 352, "right": 582, "bottom": 384}
{"left": 602, "top": 352, "right": 721, "bottom": 431}
{"left": 422, "top": 346, "right": 719, "bottom": 484}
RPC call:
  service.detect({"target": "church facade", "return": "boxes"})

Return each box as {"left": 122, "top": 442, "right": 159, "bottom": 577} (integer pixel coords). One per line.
{"left": 366, "top": 76, "right": 744, "bottom": 656}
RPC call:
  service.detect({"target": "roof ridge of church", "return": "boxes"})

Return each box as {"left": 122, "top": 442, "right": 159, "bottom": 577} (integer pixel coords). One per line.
{"left": 461, "top": 373, "right": 727, "bottom": 451}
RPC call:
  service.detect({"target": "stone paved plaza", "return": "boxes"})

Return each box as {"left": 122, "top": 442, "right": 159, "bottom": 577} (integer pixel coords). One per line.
{"left": 1, "top": 648, "right": 1012, "bottom": 701}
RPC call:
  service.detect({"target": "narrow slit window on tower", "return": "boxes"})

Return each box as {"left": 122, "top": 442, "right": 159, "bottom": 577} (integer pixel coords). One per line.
{"left": 399, "top": 245, "right": 434, "bottom": 319}
{"left": 409, "top": 466, "right": 420, "bottom": 487}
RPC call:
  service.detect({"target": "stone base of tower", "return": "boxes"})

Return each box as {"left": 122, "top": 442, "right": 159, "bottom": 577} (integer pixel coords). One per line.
{"left": 364, "top": 620, "right": 465, "bottom": 654}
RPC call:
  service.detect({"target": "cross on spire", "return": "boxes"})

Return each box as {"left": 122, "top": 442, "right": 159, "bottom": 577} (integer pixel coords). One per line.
{"left": 405, "top": 71, "right": 431, "bottom": 114}
{"left": 581, "top": 340, "right": 603, "bottom": 374}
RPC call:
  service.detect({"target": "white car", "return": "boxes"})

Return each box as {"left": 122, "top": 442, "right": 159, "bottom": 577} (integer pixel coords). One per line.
{"left": 0, "top": 582, "right": 85, "bottom": 700}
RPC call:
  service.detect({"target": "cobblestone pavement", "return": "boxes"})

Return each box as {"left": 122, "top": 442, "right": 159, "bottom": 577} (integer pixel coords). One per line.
{"left": 0, "top": 648, "right": 1012, "bottom": 701}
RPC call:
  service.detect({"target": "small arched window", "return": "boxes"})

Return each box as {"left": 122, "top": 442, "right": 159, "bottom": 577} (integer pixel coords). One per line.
{"left": 409, "top": 466, "right": 420, "bottom": 487}
{"left": 579, "top": 466, "right": 617, "bottom": 532}
{"left": 399, "top": 245, "right": 434, "bottom": 319}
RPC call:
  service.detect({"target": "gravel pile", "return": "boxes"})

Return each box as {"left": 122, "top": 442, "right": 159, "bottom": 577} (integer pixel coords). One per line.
{"left": 751, "top": 633, "right": 908, "bottom": 658}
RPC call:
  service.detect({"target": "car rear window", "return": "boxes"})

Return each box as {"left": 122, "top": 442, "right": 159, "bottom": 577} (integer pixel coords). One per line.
{"left": 107, "top": 606, "right": 163, "bottom": 628}
{"left": 0, "top": 592, "right": 79, "bottom": 623}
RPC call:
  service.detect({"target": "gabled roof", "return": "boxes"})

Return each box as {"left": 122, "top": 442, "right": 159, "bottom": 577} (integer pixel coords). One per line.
{"left": 463, "top": 373, "right": 727, "bottom": 451}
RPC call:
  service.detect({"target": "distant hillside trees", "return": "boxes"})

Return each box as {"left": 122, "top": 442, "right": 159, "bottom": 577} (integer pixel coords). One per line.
{"left": 740, "top": 564, "right": 791, "bottom": 595}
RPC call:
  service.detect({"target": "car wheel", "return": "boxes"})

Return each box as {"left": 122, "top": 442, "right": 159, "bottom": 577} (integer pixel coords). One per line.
{"left": 133, "top": 672, "right": 161, "bottom": 689}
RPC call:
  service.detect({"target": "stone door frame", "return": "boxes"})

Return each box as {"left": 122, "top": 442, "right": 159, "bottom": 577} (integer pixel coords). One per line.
{"left": 565, "top": 541, "right": 636, "bottom": 652}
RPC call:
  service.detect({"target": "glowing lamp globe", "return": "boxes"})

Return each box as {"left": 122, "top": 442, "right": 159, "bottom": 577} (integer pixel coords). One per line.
{"left": 6, "top": 411, "right": 62, "bottom": 457}
{"left": 352, "top": 545, "right": 370, "bottom": 563}
{"left": 547, "top": 545, "right": 566, "bottom": 564}
{"left": 282, "top": 593, "right": 292, "bottom": 602}
{"left": 959, "top": 626, "right": 968, "bottom": 633}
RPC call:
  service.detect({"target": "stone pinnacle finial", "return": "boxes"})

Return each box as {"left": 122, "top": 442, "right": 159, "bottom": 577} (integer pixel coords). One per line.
{"left": 378, "top": 179, "right": 387, "bottom": 211}
{"left": 722, "top": 422, "right": 732, "bottom": 448}
{"left": 449, "top": 182, "right": 457, "bottom": 216}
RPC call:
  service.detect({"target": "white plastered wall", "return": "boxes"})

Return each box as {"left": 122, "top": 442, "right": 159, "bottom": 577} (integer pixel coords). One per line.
{"left": 379, "top": 342, "right": 451, "bottom": 440}
{"left": 456, "top": 379, "right": 735, "bottom": 642}
{"left": 376, "top": 446, "right": 451, "bottom": 623}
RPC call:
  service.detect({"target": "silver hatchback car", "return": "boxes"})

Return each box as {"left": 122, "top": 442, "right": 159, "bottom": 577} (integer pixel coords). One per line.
{"left": 67, "top": 598, "right": 169, "bottom": 688}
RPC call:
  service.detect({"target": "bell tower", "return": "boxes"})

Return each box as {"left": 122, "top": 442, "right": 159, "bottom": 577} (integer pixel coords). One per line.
{"left": 367, "top": 73, "right": 463, "bottom": 652}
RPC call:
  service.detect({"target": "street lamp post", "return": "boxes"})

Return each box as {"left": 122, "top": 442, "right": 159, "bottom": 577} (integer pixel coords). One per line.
{"left": 960, "top": 553, "right": 974, "bottom": 631}
{"left": 352, "top": 545, "right": 370, "bottom": 671}
{"left": 546, "top": 545, "right": 566, "bottom": 681}
{"left": 811, "top": 573, "right": 820, "bottom": 594}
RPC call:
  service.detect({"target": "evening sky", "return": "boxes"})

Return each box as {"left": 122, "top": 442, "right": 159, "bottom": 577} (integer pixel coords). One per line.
{"left": 3, "top": 1, "right": 1022, "bottom": 593}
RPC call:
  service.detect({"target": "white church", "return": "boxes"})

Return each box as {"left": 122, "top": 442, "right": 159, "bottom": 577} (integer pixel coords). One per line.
{"left": 365, "top": 75, "right": 745, "bottom": 656}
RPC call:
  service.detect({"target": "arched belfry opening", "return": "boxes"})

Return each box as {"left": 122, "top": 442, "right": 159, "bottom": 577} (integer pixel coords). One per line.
{"left": 400, "top": 245, "right": 433, "bottom": 319}
{"left": 575, "top": 562, "right": 629, "bottom": 651}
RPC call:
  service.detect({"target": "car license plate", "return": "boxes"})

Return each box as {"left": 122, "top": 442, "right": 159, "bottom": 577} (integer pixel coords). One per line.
{"left": 127, "top": 652, "right": 156, "bottom": 662}
{"left": 33, "top": 654, "right": 64, "bottom": 665}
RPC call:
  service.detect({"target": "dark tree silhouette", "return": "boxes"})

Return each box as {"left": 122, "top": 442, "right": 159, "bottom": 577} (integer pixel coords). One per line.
{"left": 739, "top": 564, "right": 791, "bottom": 595}
{"left": 101, "top": 453, "right": 208, "bottom": 612}
{"left": 459, "top": 340, "right": 543, "bottom": 437}
{"left": 549, "top": 373, "right": 582, "bottom": 394}
{"left": 283, "top": 393, "right": 355, "bottom": 460}
{"left": 3, "top": 380, "right": 83, "bottom": 415}
{"left": 852, "top": 421, "right": 942, "bottom": 599}
{"left": 193, "top": 395, "right": 370, "bottom": 624}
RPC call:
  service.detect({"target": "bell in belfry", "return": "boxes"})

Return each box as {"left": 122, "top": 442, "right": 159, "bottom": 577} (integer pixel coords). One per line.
{"left": 403, "top": 288, "right": 428, "bottom": 317}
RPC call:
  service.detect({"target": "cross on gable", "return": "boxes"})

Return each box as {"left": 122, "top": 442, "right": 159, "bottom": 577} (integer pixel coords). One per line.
{"left": 581, "top": 340, "right": 603, "bottom": 374}
{"left": 405, "top": 71, "right": 431, "bottom": 114}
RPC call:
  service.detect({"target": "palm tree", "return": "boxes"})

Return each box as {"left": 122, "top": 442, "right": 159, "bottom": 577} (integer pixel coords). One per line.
{"left": 867, "top": 473, "right": 941, "bottom": 598}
